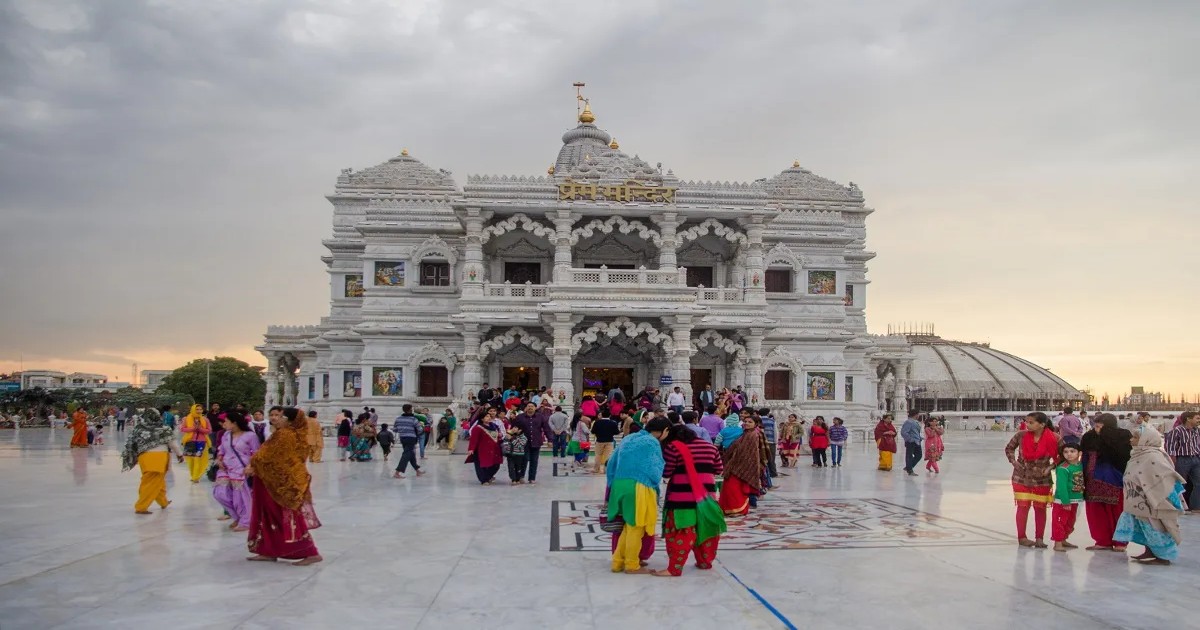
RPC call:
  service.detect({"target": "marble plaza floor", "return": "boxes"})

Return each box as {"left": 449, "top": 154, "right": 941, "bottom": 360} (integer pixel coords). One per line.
{"left": 0, "top": 429, "right": 1195, "bottom": 630}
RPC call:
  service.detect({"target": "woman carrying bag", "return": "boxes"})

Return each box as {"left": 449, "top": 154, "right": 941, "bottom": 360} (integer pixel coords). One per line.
{"left": 653, "top": 423, "right": 727, "bottom": 576}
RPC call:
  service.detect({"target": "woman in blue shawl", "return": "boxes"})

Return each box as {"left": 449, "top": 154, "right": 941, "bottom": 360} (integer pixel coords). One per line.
{"left": 607, "top": 416, "right": 671, "bottom": 574}
{"left": 715, "top": 415, "right": 743, "bottom": 449}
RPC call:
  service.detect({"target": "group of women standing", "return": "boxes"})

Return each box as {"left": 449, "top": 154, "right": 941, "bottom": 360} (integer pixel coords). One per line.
{"left": 1004, "top": 411, "right": 1185, "bottom": 565}
{"left": 120, "top": 405, "right": 323, "bottom": 566}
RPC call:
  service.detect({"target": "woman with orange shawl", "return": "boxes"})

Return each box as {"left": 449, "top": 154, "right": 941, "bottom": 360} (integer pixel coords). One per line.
{"left": 180, "top": 404, "right": 212, "bottom": 483}
{"left": 245, "top": 406, "right": 322, "bottom": 565}
{"left": 69, "top": 409, "right": 90, "bottom": 448}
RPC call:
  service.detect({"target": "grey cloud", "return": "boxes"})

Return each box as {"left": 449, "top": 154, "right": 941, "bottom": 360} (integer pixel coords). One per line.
{"left": 0, "top": 0, "right": 1197, "bottom": 394}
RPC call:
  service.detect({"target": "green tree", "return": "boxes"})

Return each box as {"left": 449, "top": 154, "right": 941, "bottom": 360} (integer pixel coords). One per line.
{"left": 161, "top": 357, "right": 265, "bottom": 410}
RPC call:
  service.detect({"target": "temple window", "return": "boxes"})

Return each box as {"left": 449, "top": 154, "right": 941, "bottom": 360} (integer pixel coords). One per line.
{"left": 420, "top": 262, "right": 451, "bottom": 287}
{"left": 765, "top": 268, "right": 792, "bottom": 293}
{"left": 765, "top": 369, "right": 792, "bottom": 399}
{"left": 418, "top": 365, "right": 449, "bottom": 397}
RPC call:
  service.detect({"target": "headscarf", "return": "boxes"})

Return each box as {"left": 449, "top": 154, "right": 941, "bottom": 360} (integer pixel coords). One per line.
{"left": 1122, "top": 425, "right": 1185, "bottom": 543}
{"left": 718, "top": 417, "right": 744, "bottom": 447}
{"left": 249, "top": 422, "right": 312, "bottom": 510}
{"left": 1080, "top": 422, "right": 1133, "bottom": 472}
{"left": 722, "top": 429, "right": 763, "bottom": 492}
{"left": 121, "top": 409, "right": 174, "bottom": 471}
{"left": 182, "top": 404, "right": 208, "bottom": 442}
{"left": 604, "top": 430, "right": 665, "bottom": 493}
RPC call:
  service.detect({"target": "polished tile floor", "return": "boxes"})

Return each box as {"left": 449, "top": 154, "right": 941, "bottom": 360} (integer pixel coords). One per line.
{"left": 0, "top": 428, "right": 1193, "bottom": 629}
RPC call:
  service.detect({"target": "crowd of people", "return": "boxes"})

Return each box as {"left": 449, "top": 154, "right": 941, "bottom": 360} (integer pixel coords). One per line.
{"left": 998, "top": 407, "right": 1196, "bottom": 566}
{"left": 43, "top": 382, "right": 1194, "bottom": 575}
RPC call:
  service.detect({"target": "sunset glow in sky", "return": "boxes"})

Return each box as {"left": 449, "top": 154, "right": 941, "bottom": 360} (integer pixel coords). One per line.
{"left": 1, "top": 1, "right": 1196, "bottom": 402}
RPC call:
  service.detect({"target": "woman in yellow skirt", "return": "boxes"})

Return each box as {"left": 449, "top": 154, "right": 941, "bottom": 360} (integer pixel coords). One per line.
{"left": 181, "top": 404, "right": 212, "bottom": 483}
{"left": 606, "top": 417, "right": 671, "bottom": 574}
{"left": 121, "top": 409, "right": 184, "bottom": 513}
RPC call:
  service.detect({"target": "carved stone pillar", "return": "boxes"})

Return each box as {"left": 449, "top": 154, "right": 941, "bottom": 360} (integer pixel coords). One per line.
{"left": 462, "top": 208, "right": 491, "bottom": 297}
{"left": 744, "top": 328, "right": 764, "bottom": 402}
{"left": 654, "top": 211, "right": 680, "bottom": 270}
{"left": 548, "top": 210, "right": 579, "bottom": 283}
{"left": 264, "top": 354, "right": 280, "bottom": 410}
{"left": 741, "top": 215, "right": 766, "bottom": 304}
{"left": 549, "top": 313, "right": 580, "bottom": 404}
{"left": 894, "top": 364, "right": 909, "bottom": 414}
{"left": 663, "top": 314, "right": 694, "bottom": 405}
{"left": 462, "top": 323, "right": 486, "bottom": 400}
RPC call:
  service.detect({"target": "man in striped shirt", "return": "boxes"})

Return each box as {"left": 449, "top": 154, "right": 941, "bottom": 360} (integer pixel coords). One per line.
{"left": 391, "top": 404, "right": 425, "bottom": 479}
{"left": 1164, "top": 411, "right": 1200, "bottom": 513}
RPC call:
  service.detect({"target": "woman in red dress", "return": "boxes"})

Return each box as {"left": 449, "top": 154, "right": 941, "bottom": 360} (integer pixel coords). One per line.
{"left": 245, "top": 406, "right": 322, "bottom": 565}
{"left": 466, "top": 407, "right": 504, "bottom": 484}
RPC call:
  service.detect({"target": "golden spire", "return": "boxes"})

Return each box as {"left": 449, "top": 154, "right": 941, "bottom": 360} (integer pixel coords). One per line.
{"left": 401, "top": 148, "right": 410, "bottom": 157}
{"left": 579, "top": 102, "right": 595, "bottom": 124}
{"left": 609, "top": 138, "right": 619, "bottom": 149}
{"left": 792, "top": 160, "right": 799, "bottom": 168}
{"left": 547, "top": 165, "right": 555, "bottom": 175}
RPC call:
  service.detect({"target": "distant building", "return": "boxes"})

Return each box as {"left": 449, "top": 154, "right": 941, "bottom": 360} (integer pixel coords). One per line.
{"left": 17, "top": 371, "right": 112, "bottom": 391}
{"left": 140, "top": 370, "right": 173, "bottom": 393}
{"left": 1125, "top": 386, "right": 1164, "bottom": 408}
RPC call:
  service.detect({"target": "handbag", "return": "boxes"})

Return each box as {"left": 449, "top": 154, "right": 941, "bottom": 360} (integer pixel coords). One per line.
{"left": 183, "top": 440, "right": 206, "bottom": 457}
{"left": 672, "top": 442, "right": 727, "bottom": 541}
{"left": 227, "top": 434, "right": 254, "bottom": 488}
{"left": 599, "top": 515, "right": 625, "bottom": 533}
{"left": 580, "top": 441, "right": 592, "bottom": 451}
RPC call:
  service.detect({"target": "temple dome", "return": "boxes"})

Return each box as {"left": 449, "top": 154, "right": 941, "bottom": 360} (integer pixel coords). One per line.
{"left": 765, "top": 161, "right": 862, "bottom": 202}
{"left": 565, "top": 145, "right": 664, "bottom": 185}
{"left": 336, "top": 151, "right": 457, "bottom": 193}
{"left": 904, "top": 335, "right": 1083, "bottom": 400}
{"left": 554, "top": 104, "right": 613, "bottom": 174}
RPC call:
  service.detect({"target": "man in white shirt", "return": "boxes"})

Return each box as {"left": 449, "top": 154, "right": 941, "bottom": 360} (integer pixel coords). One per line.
{"left": 666, "top": 387, "right": 686, "bottom": 415}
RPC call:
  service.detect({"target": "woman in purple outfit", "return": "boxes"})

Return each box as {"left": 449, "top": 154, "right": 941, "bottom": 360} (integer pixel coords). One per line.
{"left": 213, "top": 412, "right": 262, "bottom": 531}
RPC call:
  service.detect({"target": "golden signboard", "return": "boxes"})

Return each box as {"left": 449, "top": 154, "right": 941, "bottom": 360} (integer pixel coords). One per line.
{"left": 558, "top": 179, "right": 676, "bottom": 204}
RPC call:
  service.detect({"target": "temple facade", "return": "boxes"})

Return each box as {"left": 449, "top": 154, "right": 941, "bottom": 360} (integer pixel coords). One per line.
{"left": 258, "top": 102, "right": 919, "bottom": 424}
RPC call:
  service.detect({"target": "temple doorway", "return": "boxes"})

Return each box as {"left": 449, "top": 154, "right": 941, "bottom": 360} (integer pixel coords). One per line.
{"left": 581, "top": 367, "right": 634, "bottom": 398}
{"left": 690, "top": 368, "right": 713, "bottom": 406}
{"left": 502, "top": 366, "right": 540, "bottom": 392}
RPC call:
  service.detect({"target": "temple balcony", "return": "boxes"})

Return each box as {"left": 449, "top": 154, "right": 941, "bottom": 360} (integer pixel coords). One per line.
{"left": 470, "top": 265, "right": 746, "bottom": 304}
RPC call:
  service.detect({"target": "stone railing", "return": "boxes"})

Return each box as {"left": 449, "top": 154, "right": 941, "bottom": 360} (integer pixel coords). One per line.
{"left": 481, "top": 281, "right": 550, "bottom": 300}
{"left": 568, "top": 265, "right": 688, "bottom": 286}
{"left": 694, "top": 286, "right": 743, "bottom": 303}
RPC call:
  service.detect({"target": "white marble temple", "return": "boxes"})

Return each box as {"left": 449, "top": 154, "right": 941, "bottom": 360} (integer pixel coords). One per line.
{"left": 0, "top": 428, "right": 1195, "bottom": 630}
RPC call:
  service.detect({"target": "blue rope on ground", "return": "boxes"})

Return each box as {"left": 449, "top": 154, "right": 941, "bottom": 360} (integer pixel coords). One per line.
{"left": 720, "top": 563, "right": 798, "bottom": 630}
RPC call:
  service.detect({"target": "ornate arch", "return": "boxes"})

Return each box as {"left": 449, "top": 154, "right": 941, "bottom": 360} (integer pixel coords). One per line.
{"left": 480, "top": 213, "right": 555, "bottom": 244}
{"left": 478, "top": 327, "right": 550, "bottom": 360}
{"left": 691, "top": 329, "right": 746, "bottom": 360}
{"left": 765, "top": 242, "right": 805, "bottom": 269}
{"left": 408, "top": 341, "right": 457, "bottom": 371}
{"left": 569, "top": 215, "right": 662, "bottom": 246}
{"left": 677, "top": 218, "right": 748, "bottom": 246}
{"left": 411, "top": 235, "right": 458, "bottom": 266}
{"left": 570, "top": 317, "right": 674, "bottom": 354}
{"left": 763, "top": 346, "right": 802, "bottom": 373}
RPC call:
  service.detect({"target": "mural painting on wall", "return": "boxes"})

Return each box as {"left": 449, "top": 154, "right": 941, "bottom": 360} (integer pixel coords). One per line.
{"left": 807, "top": 371, "right": 836, "bottom": 401}
{"left": 372, "top": 368, "right": 404, "bottom": 396}
{"left": 345, "top": 275, "right": 365, "bottom": 297}
{"left": 322, "top": 374, "right": 330, "bottom": 399}
{"left": 343, "top": 371, "right": 362, "bottom": 397}
{"left": 373, "top": 262, "right": 405, "bottom": 287}
{"left": 808, "top": 270, "right": 836, "bottom": 295}
{"left": 845, "top": 376, "right": 854, "bottom": 402}
{"left": 844, "top": 284, "right": 854, "bottom": 306}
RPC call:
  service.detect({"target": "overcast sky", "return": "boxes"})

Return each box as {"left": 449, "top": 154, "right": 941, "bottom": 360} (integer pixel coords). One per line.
{"left": 1, "top": 0, "right": 1197, "bottom": 400}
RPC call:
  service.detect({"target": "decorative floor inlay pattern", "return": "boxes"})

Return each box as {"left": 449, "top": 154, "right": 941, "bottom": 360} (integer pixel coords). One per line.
{"left": 551, "top": 497, "right": 1011, "bottom": 551}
